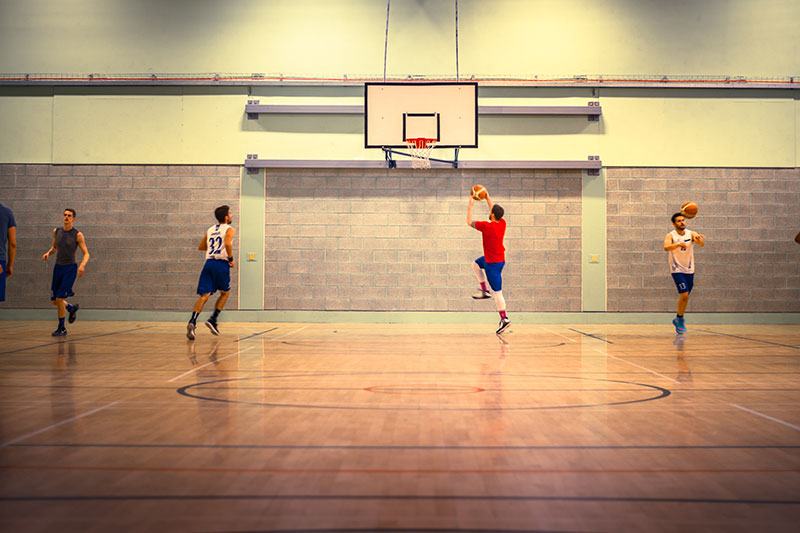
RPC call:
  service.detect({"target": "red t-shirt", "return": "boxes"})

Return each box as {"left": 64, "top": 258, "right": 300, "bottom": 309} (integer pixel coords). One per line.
{"left": 474, "top": 218, "right": 506, "bottom": 263}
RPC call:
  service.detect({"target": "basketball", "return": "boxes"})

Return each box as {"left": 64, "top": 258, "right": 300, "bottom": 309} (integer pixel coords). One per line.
{"left": 471, "top": 185, "right": 487, "bottom": 200}
{"left": 681, "top": 201, "right": 698, "bottom": 218}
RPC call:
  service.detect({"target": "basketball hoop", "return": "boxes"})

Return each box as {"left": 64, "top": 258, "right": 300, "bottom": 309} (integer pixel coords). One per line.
{"left": 405, "top": 138, "right": 437, "bottom": 169}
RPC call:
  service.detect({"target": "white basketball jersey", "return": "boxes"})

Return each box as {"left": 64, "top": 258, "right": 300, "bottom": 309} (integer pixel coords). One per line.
{"left": 668, "top": 230, "right": 694, "bottom": 274}
{"left": 205, "top": 224, "right": 231, "bottom": 261}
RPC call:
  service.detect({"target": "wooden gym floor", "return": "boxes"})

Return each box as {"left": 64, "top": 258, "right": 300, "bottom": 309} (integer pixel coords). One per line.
{"left": 0, "top": 320, "right": 798, "bottom": 532}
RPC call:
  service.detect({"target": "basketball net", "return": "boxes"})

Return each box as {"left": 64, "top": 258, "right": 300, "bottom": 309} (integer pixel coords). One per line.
{"left": 405, "top": 138, "right": 437, "bottom": 169}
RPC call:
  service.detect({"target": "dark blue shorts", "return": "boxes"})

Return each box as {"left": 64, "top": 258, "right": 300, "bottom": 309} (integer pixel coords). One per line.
{"left": 197, "top": 259, "right": 231, "bottom": 296}
{"left": 475, "top": 256, "right": 505, "bottom": 292}
{"left": 51, "top": 263, "right": 77, "bottom": 301}
{"left": 0, "top": 260, "right": 6, "bottom": 302}
{"left": 671, "top": 272, "right": 694, "bottom": 294}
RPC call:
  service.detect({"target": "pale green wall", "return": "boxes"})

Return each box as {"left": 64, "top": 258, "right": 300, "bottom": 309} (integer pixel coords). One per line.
{"left": 1, "top": 87, "right": 797, "bottom": 166}
{"left": 1, "top": 0, "right": 798, "bottom": 166}
{"left": 1, "top": 0, "right": 798, "bottom": 77}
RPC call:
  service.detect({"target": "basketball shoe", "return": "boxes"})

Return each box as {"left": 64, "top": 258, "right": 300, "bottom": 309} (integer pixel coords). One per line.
{"left": 51, "top": 327, "right": 67, "bottom": 337}
{"left": 496, "top": 318, "right": 511, "bottom": 334}
{"left": 186, "top": 322, "right": 196, "bottom": 340}
{"left": 472, "top": 290, "right": 491, "bottom": 299}
{"left": 205, "top": 317, "right": 220, "bottom": 336}
{"left": 68, "top": 303, "right": 79, "bottom": 323}
{"left": 672, "top": 316, "right": 686, "bottom": 334}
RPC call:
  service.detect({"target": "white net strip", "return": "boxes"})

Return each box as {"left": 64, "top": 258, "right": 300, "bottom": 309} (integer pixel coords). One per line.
{"left": 405, "top": 139, "right": 437, "bottom": 169}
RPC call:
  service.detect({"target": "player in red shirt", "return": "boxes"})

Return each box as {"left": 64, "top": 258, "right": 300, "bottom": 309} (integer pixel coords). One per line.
{"left": 467, "top": 191, "right": 510, "bottom": 334}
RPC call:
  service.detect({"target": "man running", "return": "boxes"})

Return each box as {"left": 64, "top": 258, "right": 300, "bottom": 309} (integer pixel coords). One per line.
{"left": 42, "top": 208, "right": 89, "bottom": 336}
{"left": 187, "top": 205, "right": 235, "bottom": 340}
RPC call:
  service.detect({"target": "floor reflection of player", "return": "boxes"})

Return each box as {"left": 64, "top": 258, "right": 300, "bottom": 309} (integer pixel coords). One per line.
{"left": 52, "top": 339, "right": 77, "bottom": 426}
{"left": 673, "top": 334, "right": 693, "bottom": 385}
{"left": 477, "top": 335, "right": 508, "bottom": 446}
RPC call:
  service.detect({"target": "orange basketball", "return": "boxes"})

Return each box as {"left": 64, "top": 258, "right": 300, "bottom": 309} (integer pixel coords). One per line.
{"left": 471, "top": 184, "right": 487, "bottom": 200}
{"left": 681, "top": 201, "right": 698, "bottom": 219}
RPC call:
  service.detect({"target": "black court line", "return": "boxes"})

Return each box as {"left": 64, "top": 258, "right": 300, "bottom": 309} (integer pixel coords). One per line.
{"left": 12, "top": 443, "right": 800, "bottom": 451}
{"left": 568, "top": 328, "right": 614, "bottom": 344}
{"left": 701, "top": 329, "right": 800, "bottom": 351}
{"left": 0, "top": 326, "right": 156, "bottom": 355}
{"left": 1, "top": 494, "right": 797, "bottom": 505}
{"left": 236, "top": 327, "right": 279, "bottom": 342}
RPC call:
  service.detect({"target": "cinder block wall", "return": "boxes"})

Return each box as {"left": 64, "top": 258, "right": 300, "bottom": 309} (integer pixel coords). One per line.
{"left": 263, "top": 169, "right": 583, "bottom": 312}
{"left": 606, "top": 168, "right": 800, "bottom": 312}
{"left": 0, "top": 164, "right": 240, "bottom": 311}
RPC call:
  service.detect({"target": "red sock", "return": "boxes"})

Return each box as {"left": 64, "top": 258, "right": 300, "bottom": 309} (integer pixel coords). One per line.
{"left": 480, "top": 282, "right": 488, "bottom": 292}
{"left": 499, "top": 310, "right": 507, "bottom": 320}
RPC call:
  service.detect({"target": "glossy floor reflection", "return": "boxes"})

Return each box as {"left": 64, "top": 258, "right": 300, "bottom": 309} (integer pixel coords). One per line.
{"left": 0, "top": 321, "right": 799, "bottom": 532}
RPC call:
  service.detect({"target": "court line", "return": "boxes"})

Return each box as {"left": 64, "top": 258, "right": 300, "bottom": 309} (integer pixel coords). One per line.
{"left": 1, "top": 494, "right": 796, "bottom": 505}
{"left": 268, "top": 325, "right": 308, "bottom": 340}
{"left": 167, "top": 345, "right": 256, "bottom": 383}
{"left": 0, "top": 402, "right": 118, "bottom": 447}
{"left": 0, "top": 325, "right": 155, "bottom": 355}
{"left": 3, "top": 464, "right": 798, "bottom": 475}
{"left": 701, "top": 330, "right": 800, "bottom": 350}
{"left": 593, "top": 348, "right": 681, "bottom": 385}
{"left": 568, "top": 328, "right": 614, "bottom": 344}
{"left": 539, "top": 326, "right": 578, "bottom": 343}
{"left": 729, "top": 403, "right": 800, "bottom": 432}
{"left": 11, "top": 443, "right": 800, "bottom": 450}
{"left": 235, "top": 327, "right": 278, "bottom": 342}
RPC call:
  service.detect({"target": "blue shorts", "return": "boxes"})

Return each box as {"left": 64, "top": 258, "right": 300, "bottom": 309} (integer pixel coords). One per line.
{"left": 671, "top": 273, "right": 694, "bottom": 294}
{"left": 475, "top": 256, "right": 505, "bottom": 292}
{"left": 0, "top": 260, "right": 6, "bottom": 302}
{"left": 51, "top": 263, "right": 78, "bottom": 301}
{"left": 197, "top": 259, "right": 231, "bottom": 295}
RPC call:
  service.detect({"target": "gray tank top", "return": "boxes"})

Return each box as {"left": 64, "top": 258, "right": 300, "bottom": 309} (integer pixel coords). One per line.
{"left": 55, "top": 227, "right": 79, "bottom": 265}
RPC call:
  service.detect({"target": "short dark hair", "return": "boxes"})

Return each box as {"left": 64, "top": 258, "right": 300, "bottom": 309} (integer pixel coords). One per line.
{"left": 64, "top": 208, "right": 76, "bottom": 218}
{"left": 214, "top": 205, "right": 230, "bottom": 223}
{"left": 671, "top": 212, "right": 684, "bottom": 223}
{"left": 491, "top": 204, "right": 504, "bottom": 220}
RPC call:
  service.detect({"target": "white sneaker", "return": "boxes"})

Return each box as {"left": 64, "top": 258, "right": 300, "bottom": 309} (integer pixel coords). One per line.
{"left": 496, "top": 318, "right": 511, "bottom": 334}
{"left": 472, "top": 290, "right": 491, "bottom": 299}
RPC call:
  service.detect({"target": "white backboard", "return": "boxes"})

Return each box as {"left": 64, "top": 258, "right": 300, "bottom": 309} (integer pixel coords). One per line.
{"left": 365, "top": 82, "right": 478, "bottom": 149}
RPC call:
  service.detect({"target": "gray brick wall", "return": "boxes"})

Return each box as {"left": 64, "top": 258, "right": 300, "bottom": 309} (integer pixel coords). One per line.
{"left": 0, "top": 164, "right": 240, "bottom": 311}
{"left": 264, "top": 169, "right": 583, "bottom": 312}
{"left": 606, "top": 168, "right": 800, "bottom": 312}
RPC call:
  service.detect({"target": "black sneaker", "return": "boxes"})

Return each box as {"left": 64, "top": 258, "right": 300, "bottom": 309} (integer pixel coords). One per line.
{"left": 205, "top": 318, "right": 220, "bottom": 336}
{"left": 51, "top": 328, "right": 67, "bottom": 337}
{"left": 68, "top": 303, "right": 79, "bottom": 324}
{"left": 186, "top": 322, "right": 196, "bottom": 340}
{"left": 496, "top": 318, "right": 511, "bottom": 334}
{"left": 472, "top": 290, "right": 492, "bottom": 300}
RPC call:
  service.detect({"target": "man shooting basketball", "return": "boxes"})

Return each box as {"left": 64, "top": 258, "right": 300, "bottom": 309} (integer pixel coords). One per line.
{"left": 468, "top": 190, "right": 510, "bottom": 334}
{"left": 664, "top": 213, "right": 705, "bottom": 334}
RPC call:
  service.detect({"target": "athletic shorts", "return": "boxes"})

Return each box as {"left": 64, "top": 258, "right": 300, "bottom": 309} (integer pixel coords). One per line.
{"left": 196, "top": 259, "right": 231, "bottom": 295}
{"left": 671, "top": 272, "right": 694, "bottom": 294}
{"left": 0, "top": 260, "right": 6, "bottom": 302}
{"left": 51, "top": 263, "right": 77, "bottom": 301}
{"left": 475, "top": 256, "right": 505, "bottom": 292}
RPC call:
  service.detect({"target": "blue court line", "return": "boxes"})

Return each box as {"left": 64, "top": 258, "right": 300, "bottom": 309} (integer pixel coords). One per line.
{"left": 701, "top": 329, "right": 800, "bottom": 350}
{"left": 0, "top": 494, "right": 796, "bottom": 505}
{"left": 568, "top": 328, "right": 614, "bottom": 344}
{"left": 0, "top": 326, "right": 156, "bottom": 355}
{"left": 235, "top": 327, "right": 279, "bottom": 342}
{"left": 11, "top": 443, "right": 800, "bottom": 450}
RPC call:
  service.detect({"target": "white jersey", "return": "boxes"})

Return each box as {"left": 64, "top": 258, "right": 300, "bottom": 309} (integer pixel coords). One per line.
{"left": 667, "top": 230, "right": 695, "bottom": 274}
{"left": 205, "top": 224, "right": 232, "bottom": 261}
